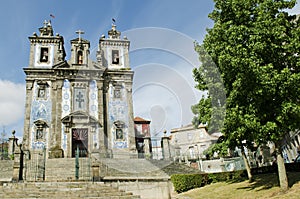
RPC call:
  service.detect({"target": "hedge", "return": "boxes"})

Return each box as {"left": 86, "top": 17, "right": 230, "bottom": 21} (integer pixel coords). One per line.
{"left": 207, "top": 170, "right": 246, "bottom": 183}
{"left": 171, "top": 170, "right": 246, "bottom": 193}
{"left": 171, "top": 174, "right": 206, "bottom": 193}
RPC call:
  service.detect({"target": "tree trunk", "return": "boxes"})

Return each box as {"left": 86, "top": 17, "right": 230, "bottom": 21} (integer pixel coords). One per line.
{"left": 241, "top": 147, "right": 252, "bottom": 182}
{"left": 276, "top": 148, "right": 289, "bottom": 191}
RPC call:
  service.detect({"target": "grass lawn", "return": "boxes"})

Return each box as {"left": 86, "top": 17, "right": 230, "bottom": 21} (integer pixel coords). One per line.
{"left": 175, "top": 172, "right": 300, "bottom": 199}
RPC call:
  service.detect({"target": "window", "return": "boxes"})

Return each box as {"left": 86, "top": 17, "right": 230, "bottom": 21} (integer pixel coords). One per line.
{"left": 199, "top": 131, "right": 204, "bottom": 138}
{"left": 34, "top": 120, "right": 48, "bottom": 141}
{"left": 77, "top": 50, "right": 83, "bottom": 64}
{"left": 36, "top": 129, "right": 44, "bottom": 140}
{"left": 189, "top": 146, "right": 195, "bottom": 159}
{"left": 112, "top": 50, "right": 119, "bottom": 64}
{"left": 113, "top": 84, "right": 122, "bottom": 99}
{"left": 116, "top": 128, "right": 123, "bottom": 140}
{"left": 40, "top": 47, "right": 49, "bottom": 62}
{"left": 114, "top": 89, "right": 121, "bottom": 98}
{"left": 187, "top": 133, "right": 193, "bottom": 141}
{"left": 37, "top": 82, "right": 48, "bottom": 100}
{"left": 114, "top": 120, "right": 125, "bottom": 140}
{"left": 38, "top": 88, "right": 46, "bottom": 98}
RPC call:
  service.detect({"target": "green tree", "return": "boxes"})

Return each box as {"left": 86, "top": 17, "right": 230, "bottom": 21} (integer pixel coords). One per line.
{"left": 193, "top": 0, "right": 300, "bottom": 190}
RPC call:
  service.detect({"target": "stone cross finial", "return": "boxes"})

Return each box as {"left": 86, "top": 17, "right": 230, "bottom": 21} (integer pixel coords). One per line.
{"left": 76, "top": 30, "right": 85, "bottom": 42}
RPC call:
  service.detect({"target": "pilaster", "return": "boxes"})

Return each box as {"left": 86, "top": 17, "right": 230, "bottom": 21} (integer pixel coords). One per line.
{"left": 23, "top": 81, "right": 34, "bottom": 150}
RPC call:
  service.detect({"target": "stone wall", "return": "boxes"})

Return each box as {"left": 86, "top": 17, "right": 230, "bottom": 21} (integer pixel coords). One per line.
{"left": 109, "top": 179, "right": 173, "bottom": 199}
{"left": 0, "top": 160, "right": 14, "bottom": 182}
{"left": 199, "top": 157, "right": 245, "bottom": 173}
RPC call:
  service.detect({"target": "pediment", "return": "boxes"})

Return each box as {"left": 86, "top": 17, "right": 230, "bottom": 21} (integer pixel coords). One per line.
{"left": 52, "top": 61, "right": 70, "bottom": 69}
{"left": 33, "top": 119, "right": 49, "bottom": 128}
{"left": 61, "top": 111, "right": 101, "bottom": 127}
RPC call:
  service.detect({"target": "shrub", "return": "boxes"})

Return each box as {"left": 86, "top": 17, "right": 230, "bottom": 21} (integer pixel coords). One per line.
{"left": 171, "top": 174, "right": 204, "bottom": 193}
{"left": 171, "top": 171, "right": 246, "bottom": 193}
{"left": 208, "top": 170, "right": 246, "bottom": 183}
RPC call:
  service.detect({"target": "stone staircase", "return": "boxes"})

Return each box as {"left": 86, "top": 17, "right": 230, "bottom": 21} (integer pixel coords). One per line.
{"left": 99, "top": 158, "right": 201, "bottom": 179}
{"left": 45, "top": 158, "right": 91, "bottom": 181}
{"left": 24, "top": 157, "right": 92, "bottom": 182}
{"left": 99, "top": 158, "right": 170, "bottom": 179}
{"left": 0, "top": 181, "right": 140, "bottom": 199}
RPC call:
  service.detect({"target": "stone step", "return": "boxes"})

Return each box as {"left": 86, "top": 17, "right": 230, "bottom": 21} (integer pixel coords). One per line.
{"left": 100, "top": 158, "right": 171, "bottom": 178}
{"left": 0, "top": 182, "right": 141, "bottom": 199}
{"left": 43, "top": 158, "right": 91, "bottom": 181}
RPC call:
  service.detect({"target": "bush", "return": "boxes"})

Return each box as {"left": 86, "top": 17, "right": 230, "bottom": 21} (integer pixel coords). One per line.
{"left": 208, "top": 170, "right": 246, "bottom": 183}
{"left": 171, "top": 174, "right": 205, "bottom": 193}
{"left": 171, "top": 171, "right": 246, "bottom": 193}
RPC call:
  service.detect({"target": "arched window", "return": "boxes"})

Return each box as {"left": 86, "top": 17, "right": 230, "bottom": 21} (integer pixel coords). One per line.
{"left": 77, "top": 50, "right": 83, "bottom": 64}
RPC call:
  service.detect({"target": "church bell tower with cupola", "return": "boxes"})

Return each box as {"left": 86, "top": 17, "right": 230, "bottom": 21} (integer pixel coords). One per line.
{"left": 23, "top": 20, "right": 66, "bottom": 156}
{"left": 98, "top": 24, "right": 136, "bottom": 157}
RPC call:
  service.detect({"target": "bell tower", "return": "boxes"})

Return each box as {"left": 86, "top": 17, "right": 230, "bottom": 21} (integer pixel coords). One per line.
{"left": 98, "top": 24, "right": 137, "bottom": 157}
{"left": 69, "top": 30, "right": 90, "bottom": 67}
{"left": 23, "top": 20, "right": 66, "bottom": 155}
{"left": 28, "top": 20, "right": 65, "bottom": 68}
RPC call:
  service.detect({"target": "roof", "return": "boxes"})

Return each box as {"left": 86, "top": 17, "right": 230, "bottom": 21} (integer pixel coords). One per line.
{"left": 170, "top": 123, "right": 207, "bottom": 133}
{"left": 134, "top": 117, "right": 151, "bottom": 123}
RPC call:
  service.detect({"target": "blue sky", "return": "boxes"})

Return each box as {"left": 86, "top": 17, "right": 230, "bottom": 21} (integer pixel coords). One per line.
{"left": 0, "top": 0, "right": 299, "bottom": 139}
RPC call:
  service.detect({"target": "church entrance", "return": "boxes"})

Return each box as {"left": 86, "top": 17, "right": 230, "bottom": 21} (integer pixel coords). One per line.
{"left": 72, "top": 128, "right": 88, "bottom": 157}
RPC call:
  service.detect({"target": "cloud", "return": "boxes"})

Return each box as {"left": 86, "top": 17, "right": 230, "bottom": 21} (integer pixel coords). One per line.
{"left": 125, "top": 27, "right": 214, "bottom": 135}
{"left": 289, "top": 1, "right": 300, "bottom": 15}
{"left": 0, "top": 80, "right": 25, "bottom": 127}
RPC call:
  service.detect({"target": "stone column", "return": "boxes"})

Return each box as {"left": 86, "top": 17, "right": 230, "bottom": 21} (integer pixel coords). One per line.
{"left": 162, "top": 133, "right": 171, "bottom": 160}
{"left": 98, "top": 81, "right": 107, "bottom": 157}
{"left": 55, "top": 80, "right": 63, "bottom": 150}
{"left": 91, "top": 148, "right": 100, "bottom": 181}
{"left": 8, "top": 130, "right": 17, "bottom": 157}
{"left": 49, "top": 81, "right": 57, "bottom": 151}
{"left": 143, "top": 137, "right": 151, "bottom": 159}
{"left": 12, "top": 144, "right": 23, "bottom": 182}
{"left": 49, "top": 80, "right": 64, "bottom": 158}
{"left": 126, "top": 81, "right": 137, "bottom": 157}
{"left": 23, "top": 81, "right": 34, "bottom": 151}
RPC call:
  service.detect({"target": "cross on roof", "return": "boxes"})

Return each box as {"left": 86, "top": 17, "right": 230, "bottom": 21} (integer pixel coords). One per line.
{"left": 43, "top": 20, "right": 48, "bottom": 27}
{"left": 75, "top": 30, "right": 85, "bottom": 41}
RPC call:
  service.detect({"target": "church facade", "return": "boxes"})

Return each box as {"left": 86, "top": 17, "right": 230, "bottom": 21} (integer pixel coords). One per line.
{"left": 22, "top": 20, "right": 136, "bottom": 158}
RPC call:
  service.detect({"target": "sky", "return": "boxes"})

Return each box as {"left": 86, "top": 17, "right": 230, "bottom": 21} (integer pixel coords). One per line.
{"left": 0, "top": 0, "right": 299, "bottom": 140}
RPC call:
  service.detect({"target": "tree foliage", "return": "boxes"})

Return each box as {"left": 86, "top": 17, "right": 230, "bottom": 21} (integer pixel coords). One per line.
{"left": 193, "top": 0, "right": 300, "bottom": 190}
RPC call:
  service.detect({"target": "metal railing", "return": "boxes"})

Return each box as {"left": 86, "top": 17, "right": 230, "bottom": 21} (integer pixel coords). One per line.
{"left": 75, "top": 147, "right": 91, "bottom": 181}
{"left": 24, "top": 148, "right": 46, "bottom": 181}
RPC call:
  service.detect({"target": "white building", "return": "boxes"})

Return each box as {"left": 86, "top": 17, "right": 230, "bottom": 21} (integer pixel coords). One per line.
{"left": 170, "top": 124, "right": 222, "bottom": 160}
